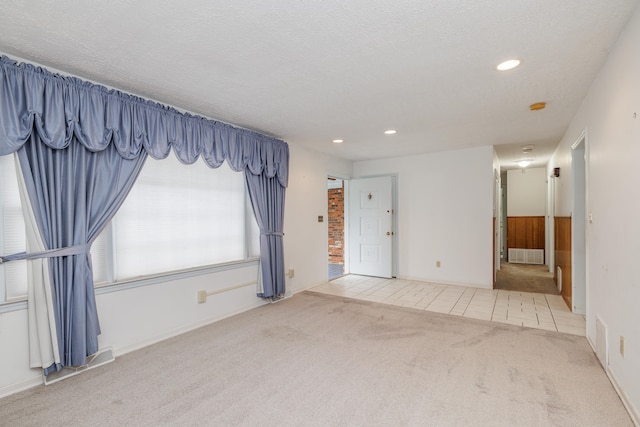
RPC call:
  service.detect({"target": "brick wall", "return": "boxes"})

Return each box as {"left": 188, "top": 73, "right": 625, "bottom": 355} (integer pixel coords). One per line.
{"left": 328, "top": 183, "right": 344, "bottom": 264}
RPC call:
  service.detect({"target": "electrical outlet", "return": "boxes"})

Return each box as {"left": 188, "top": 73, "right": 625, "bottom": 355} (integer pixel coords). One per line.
{"left": 197, "top": 290, "right": 207, "bottom": 304}
{"left": 620, "top": 336, "right": 625, "bottom": 357}
{"left": 287, "top": 268, "right": 295, "bottom": 278}
{"left": 436, "top": 260, "right": 441, "bottom": 268}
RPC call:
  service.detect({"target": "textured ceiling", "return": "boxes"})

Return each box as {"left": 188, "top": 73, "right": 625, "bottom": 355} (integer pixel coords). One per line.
{"left": 0, "top": 1, "right": 637, "bottom": 169}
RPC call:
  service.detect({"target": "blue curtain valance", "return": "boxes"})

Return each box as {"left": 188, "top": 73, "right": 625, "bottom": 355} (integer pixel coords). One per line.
{"left": 0, "top": 56, "right": 288, "bottom": 187}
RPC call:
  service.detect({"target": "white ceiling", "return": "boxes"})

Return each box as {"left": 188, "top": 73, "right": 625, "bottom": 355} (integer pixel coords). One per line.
{"left": 0, "top": 1, "right": 637, "bottom": 170}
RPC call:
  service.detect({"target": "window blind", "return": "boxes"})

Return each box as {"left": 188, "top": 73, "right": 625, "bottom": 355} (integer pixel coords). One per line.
{"left": 0, "top": 155, "right": 27, "bottom": 301}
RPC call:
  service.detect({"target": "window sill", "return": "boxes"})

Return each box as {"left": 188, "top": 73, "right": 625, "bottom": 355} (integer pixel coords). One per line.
{"left": 0, "top": 299, "right": 27, "bottom": 314}
{"left": 94, "top": 258, "right": 260, "bottom": 295}
{"left": 0, "top": 258, "right": 260, "bottom": 313}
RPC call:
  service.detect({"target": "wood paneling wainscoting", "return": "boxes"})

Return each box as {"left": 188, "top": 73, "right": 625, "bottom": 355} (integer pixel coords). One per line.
{"left": 506, "top": 216, "right": 545, "bottom": 258}
{"left": 555, "top": 217, "right": 572, "bottom": 309}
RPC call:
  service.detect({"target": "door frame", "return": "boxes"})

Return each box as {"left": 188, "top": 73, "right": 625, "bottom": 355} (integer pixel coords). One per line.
{"left": 571, "top": 130, "right": 588, "bottom": 315}
{"left": 547, "top": 171, "right": 555, "bottom": 275}
{"left": 493, "top": 168, "right": 501, "bottom": 286}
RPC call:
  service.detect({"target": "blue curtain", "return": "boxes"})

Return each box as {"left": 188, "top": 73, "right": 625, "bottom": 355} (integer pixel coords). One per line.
{"left": 17, "top": 134, "right": 147, "bottom": 374}
{"left": 246, "top": 173, "right": 286, "bottom": 298}
{"left": 0, "top": 55, "right": 289, "bottom": 373}
{"left": 233, "top": 132, "right": 289, "bottom": 299}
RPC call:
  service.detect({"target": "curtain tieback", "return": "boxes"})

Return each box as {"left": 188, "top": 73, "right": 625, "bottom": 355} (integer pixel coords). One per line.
{"left": 0, "top": 243, "right": 91, "bottom": 264}
{"left": 260, "top": 231, "right": 284, "bottom": 237}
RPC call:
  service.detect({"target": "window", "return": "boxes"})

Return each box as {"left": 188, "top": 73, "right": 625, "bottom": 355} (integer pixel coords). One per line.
{"left": 1, "top": 152, "right": 260, "bottom": 303}
{"left": 0, "top": 154, "right": 28, "bottom": 303}
{"left": 94, "top": 153, "right": 260, "bottom": 283}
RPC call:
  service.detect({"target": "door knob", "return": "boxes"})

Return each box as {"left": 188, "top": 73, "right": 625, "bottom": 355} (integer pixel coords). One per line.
{"left": 386, "top": 231, "right": 394, "bottom": 236}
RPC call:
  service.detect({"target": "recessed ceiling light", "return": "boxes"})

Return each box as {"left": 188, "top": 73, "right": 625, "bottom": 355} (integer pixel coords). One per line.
{"left": 497, "top": 59, "right": 521, "bottom": 71}
{"left": 332, "top": 139, "right": 343, "bottom": 144}
{"left": 384, "top": 130, "right": 397, "bottom": 135}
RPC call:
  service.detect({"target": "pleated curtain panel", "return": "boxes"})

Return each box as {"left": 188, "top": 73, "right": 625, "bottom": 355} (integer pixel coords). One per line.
{"left": 0, "top": 56, "right": 289, "bottom": 375}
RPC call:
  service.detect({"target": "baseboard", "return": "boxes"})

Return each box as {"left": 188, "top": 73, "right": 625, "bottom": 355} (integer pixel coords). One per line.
{"left": 112, "top": 299, "right": 269, "bottom": 358}
{"left": 586, "top": 333, "right": 596, "bottom": 353}
{"left": 0, "top": 375, "right": 42, "bottom": 400}
{"left": 290, "top": 279, "right": 329, "bottom": 295}
{"left": 43, "top": 348, "right": 115, "bottom": 386}
{"left": 607, "top": 369, "right": 640, "bottom": 426}
{"left": 587, "top": 335, "right": 639, "bottom": 426}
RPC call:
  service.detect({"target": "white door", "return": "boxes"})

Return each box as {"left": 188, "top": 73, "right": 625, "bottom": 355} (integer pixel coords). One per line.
{"left": 349, "top": 176, "right": 393, "bottom": 278}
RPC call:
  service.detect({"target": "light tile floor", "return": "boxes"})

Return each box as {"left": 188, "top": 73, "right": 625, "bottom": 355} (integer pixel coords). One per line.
{"left": 310, "top": 275, "right": 586, "bottom": 336}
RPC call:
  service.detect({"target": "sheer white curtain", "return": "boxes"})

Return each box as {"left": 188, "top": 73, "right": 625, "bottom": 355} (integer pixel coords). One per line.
{"left": 15, "top": 156, "right": 59, "bottom": 369}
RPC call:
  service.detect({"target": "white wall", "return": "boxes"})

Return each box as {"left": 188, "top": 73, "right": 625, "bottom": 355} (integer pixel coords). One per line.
{"left": 0, "top": 141, "right": 353, "bottom": 398}
{"left": 354, "top": 146, "right": 494, "bottom": 288}
{"left": 506, "top": 167, "right": 546, "bottom": 216}
{"left": 283, "top": 143, "right": 353, "bottom": 294}
{"left": 549, "top": 4, "right": 640, "bottom": 420}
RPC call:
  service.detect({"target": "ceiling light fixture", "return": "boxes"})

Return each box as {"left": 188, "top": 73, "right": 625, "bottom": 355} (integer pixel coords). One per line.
{"left": 497, "top": 59, "right": 521, "bottom": 71}
{"left": 332, "top": 139, "right": 343, "bottom": 144}
{"left": 384, "top": 130, "right": 397, "bottom": 135}
{"left": 518, "top": 160, "right": 531, "bottom": 168}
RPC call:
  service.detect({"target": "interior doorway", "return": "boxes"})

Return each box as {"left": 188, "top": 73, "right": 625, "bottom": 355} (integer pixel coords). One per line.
{"left": 499, "top": 167, "right": 555, "bottom": 294}
{"left": 328, "top": 177, "right": 346, "bottom": 280}
{"left": 328, "top": 175, "right": 396, "bottom": 281}
{"left": 495, "top": 261, "right": 559, "bottom": 294}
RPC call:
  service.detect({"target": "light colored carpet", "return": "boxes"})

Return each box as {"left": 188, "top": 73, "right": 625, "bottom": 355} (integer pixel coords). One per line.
{"left": 0, "top": 291, "right": 632, "bottom": 426}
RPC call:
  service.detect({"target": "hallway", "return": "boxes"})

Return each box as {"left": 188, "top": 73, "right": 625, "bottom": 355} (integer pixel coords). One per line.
{"left": 311, "top": 275, "right": 585, "bottom": 336}
{"left": 495, "top": 261, "right": 559, "bottom": 294}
